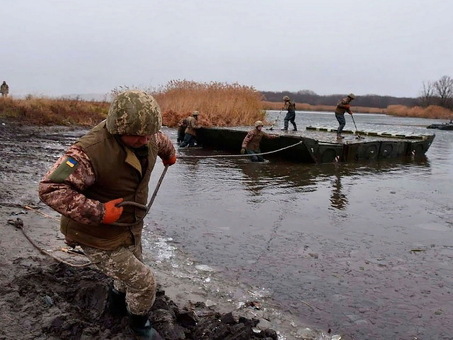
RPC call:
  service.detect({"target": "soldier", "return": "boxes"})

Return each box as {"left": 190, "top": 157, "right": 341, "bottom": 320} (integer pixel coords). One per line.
{"left": 335, "top": 93, "right": 355, "bottom": 139}
{"left": 176, "top": 116, "right": 188, "bottom": 145}
{"left": 0, "top": 81, "right": 9, "bottom": 97}
{"left": 179, "top": 111, "right": 200, "bottom": 147}
{"left": 281, "top": 96, "right": 297, "bottom": 131}
{"left": 39, "top": 90, "right": 176, "bottom": 340}
{"left": 241, "top": 120, "right": 279, "bottom": 162}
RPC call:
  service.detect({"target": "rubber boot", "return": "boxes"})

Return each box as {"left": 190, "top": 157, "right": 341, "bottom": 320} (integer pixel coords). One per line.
{"left": 129, "top": 313, "right": 164, "bottom": 340}
{"left": 109, "top": 288, "right": 127, "bottom": 316}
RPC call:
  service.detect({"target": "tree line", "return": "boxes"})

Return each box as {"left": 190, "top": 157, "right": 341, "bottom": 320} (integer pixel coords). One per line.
{"left": 260, "top": 90, "right": 417, "bottom": 108}
{"left": 419, "top": 75, "right": 453, "bottom": 110}
{"left": 261, "top": 76, "right": 453, "bottom": 110}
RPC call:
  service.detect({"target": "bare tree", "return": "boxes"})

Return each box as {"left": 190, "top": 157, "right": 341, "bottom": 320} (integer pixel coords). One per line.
{"left": 419, "top": 81, "right": 435, "bottom": 107}
{"left": 434, "top": 75, "right": 453, "bottom": 109}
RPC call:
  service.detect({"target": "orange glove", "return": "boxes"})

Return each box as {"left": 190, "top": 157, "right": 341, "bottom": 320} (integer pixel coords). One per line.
{"left": 162, "top": 155, "right": 177, "bottom": 166}
{"left": 102, "top": 198, "right": 124, "bottom": 224}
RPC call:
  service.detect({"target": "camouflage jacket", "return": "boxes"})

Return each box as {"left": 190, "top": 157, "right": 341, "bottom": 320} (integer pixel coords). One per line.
{"left": 242, "top": 128, "right": 277, "bottom": 150}
{"left": 335, "top": 97, "right": 353, "bottom": 115}
{"left": 39, "top": 122, "right": 175, "bottom": 249}
{"left": 283, "top": 100, "right": 296, "bottom": 113}
{"left": 184, "top": 116, "right": 200, "bottom": 136}
{"left": 0, "top": 83, "right": 9, "bottom": 94}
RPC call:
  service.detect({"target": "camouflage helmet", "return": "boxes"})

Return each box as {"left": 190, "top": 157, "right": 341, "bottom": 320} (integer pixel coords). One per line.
{"left": 255, "top": 120, "right": 264, "bottom": 127}
{"left": 347, "top": 93, "right": 356, "bottom": 99}
{"left": 283, "top": 95, "right": 290, "bottom": 101}
{"left": 192, "top": 111, "right": 199, "bottom": 116}
{"left": 106, "top": 90, "right": 162, "bottom": 136}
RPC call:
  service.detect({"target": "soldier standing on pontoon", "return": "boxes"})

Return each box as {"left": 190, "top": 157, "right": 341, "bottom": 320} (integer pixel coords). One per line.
{"left": 335, "top": 93, "right": 355, "bottom": 139}
{"left": 281, "top": 96, "right": 297, "bottom": 131}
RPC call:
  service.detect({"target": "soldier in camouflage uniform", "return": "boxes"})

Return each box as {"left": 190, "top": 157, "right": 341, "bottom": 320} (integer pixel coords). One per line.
{"left": 179, "top": 111, "right": 200, "bottom": 147}
{"left": 281, "top": 96, "right": 297, "bottom": 131}
{"left": 241, "top": 120, "right": 279, "bottom": 162}
{"left": 39, "top": 90, "right": 176, "bottom": 340}
{"left": 0, "top": 81, "right": 9, "bottom": 97}
{"left": 177, "top": 116, "right": 188, "bottom": 145}
{"left": 335, "top": 93, "right": 355, "bottom": 139}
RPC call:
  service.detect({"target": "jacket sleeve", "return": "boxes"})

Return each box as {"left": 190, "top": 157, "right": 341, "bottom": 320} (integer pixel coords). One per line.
{"left": 38, "top": 145, "right": 104, "bottom": 225}
{"left": 188, "top": 117, "right": 200, "bottom": 129}
{"left": 337, "top": 99, "right": 352, "bottom": 113}
{"left": 155, "top": 131, "right": 176, "bottom": 160}
{"left": 263, "top": 131, "right": 278, "bottom": 139}
{"left": 242, "top": 130, "right": 254, "bottom": 148}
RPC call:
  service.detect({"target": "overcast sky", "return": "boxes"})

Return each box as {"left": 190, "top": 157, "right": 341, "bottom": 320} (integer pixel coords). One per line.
{"left": 2, "top": 0, "right": 452, "bottom": 98}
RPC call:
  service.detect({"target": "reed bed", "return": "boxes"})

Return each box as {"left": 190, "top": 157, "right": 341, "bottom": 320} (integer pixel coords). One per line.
{"left": 3, "top": 86, "right": 451, "bottom": 128}
{"left": 0, "top": 96, "right": 108, "bottom": 126}
{"left": 153, "top": 80, "right": 265, "bottom": 127}
{"left": 386, "top": 105, "right": 453, "bottom": 119}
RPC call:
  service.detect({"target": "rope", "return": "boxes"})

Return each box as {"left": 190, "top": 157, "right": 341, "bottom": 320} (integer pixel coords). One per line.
{"left": 8, "top": 218, "right": 92, "bottom": 268}
{"left": 13, "top": 166, "right": 171, "bottom": 265}
{"left": 24, "top": 205, "right": 60, "bottom": 221}
{"left": 177, "top": 140, "right": 303, "bottom": 159}
{"left": 13, "top": 141, "right": 302, "bottom": 267}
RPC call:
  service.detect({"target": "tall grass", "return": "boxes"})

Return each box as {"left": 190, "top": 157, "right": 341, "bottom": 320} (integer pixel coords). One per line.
{"left": 3, "top": 85, "right": 451, "bottom": 128}
{"left": 152, "top": 80, "right": 266, "bottom": 127}
{"left": 0, "top": 96, "right": 108, "bottom": 125}
{"left": 386, "top": 105, "right": 453, "bottom": 119}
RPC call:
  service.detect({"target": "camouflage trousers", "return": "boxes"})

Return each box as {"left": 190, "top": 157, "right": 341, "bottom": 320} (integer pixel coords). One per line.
{"left": 81, "top": 242, "right": 156, "bottom": 315}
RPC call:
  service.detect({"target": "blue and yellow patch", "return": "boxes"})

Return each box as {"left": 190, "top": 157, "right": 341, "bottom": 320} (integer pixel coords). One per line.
{"left": 65, "top": 158, "right": 78, "bottom": 168}
{"left": 48, "top": 157, "right": 79, "bottom": 183}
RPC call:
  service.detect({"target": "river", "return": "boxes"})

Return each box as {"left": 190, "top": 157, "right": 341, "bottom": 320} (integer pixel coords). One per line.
{"left": 144, "top": 111, "right": 453, "bottom": 340}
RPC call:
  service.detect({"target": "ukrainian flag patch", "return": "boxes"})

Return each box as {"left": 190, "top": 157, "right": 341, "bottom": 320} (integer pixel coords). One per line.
{"left": 49, "top": 157, "right": 79, "bottom": 183}
{"left": 66, "top": 158, "right": 78, "bottom": 168}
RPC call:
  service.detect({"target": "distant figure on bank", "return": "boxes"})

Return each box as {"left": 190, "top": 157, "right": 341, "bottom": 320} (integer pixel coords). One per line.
{"left": 335, "top": 93, "right": 355, "bottom": 139}
{"left": 180, "top": 111, "right": 200, "bottom": 147}
{"left": 281, "top": 95, "right": 297, "bottom": 131}
{"left": 241, "top": 121, "right": 279, "bottom": 162}
{"left": 177, "top": 117, "right": 188, "bottom": 145}
{"left": 0, "top": 81, "right": 9, "bottom": 97}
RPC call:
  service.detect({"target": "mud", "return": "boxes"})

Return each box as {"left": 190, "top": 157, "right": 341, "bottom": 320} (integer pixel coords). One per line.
{"left": 0, "top": 120, "right": 331, "bottom": 340}
{"left": 2, "top": 262, "right": 278, "bottom": 340}
{"left": 0, "top": 119, "right": 286, "bottom": 340}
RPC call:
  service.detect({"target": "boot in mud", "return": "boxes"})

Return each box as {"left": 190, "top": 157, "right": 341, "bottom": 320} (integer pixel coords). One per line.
{"left": 129, "top": 313, "right": 163, "bottom": 340}
{"left": 108, "top": 287, "right": 127, "bottom": 316}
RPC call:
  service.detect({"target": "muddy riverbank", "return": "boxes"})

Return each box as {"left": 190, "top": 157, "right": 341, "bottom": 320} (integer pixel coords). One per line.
{"left": 0, "top": 119, "right": 335, "bottom": 340}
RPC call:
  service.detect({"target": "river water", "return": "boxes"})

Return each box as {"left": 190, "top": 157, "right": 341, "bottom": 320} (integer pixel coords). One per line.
{"left": 145, "top": 111, "right": 453, "bottom": 340}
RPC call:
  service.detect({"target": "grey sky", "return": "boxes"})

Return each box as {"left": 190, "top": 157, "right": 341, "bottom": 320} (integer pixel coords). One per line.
{"left": 2, "top": 0, "right": 452, "bottom": 98}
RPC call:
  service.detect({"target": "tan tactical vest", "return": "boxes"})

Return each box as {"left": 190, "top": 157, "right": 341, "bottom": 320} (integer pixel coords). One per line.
{"left": 184, "top": 116, "right": 198, "bottom": 136}
{"left": 60, "top": 122, "right": 158, "bottom": 250}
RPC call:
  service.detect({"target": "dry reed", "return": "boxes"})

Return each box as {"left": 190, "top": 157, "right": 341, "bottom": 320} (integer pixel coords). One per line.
{"left": 3, "top": 86, "right": 451, "bottom": 129}
{"left": 153, "top": 80, "right": 266, "bottom": 127}
{"left": 387, "top": 105, "right": 453, "bottom": 119}
{"left": 0, "top": 96, "right": 108, "bottom": 126}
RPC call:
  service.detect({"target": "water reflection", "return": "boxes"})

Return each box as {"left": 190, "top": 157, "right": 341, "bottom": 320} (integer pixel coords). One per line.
{"left": 239, "top": 161, "right": 318, "bottom": 196}
{"left": 330, "top": 172, "right": 348, "bottom": 210}
{"left": 157, "top": 115, "right": 450, "bottom": 340}
{"left": 235, "top": 157, "right": 430, "bottom": 210}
